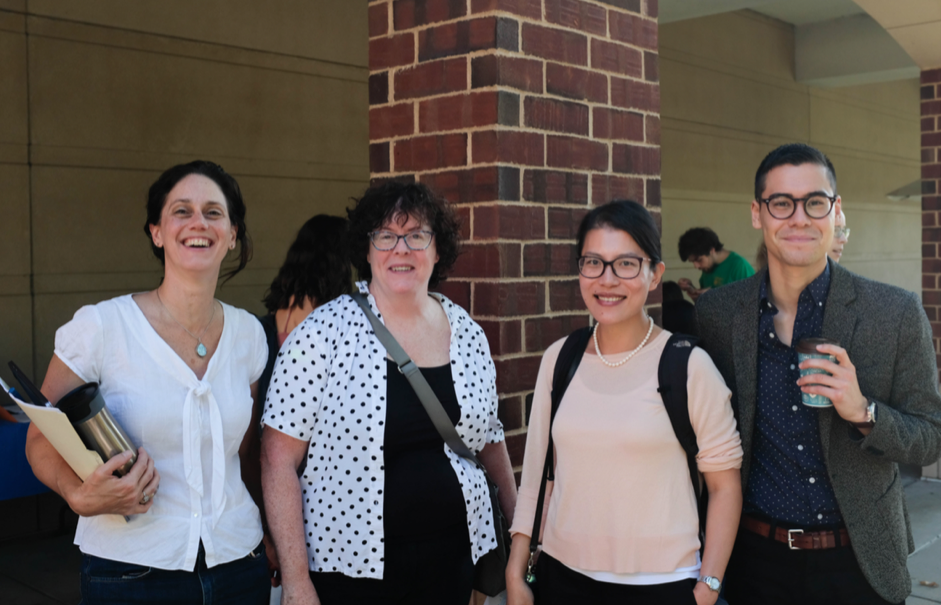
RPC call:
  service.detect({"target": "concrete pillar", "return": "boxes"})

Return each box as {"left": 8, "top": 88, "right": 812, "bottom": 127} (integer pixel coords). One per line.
{"left": 367, "top": 0, "right": 662, "bottom": 471}
{"left": 922, "top": 66, "right": 941, "bottom": 479}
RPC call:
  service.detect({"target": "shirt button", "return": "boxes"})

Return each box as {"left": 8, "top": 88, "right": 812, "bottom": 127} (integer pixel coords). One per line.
{"left": 769, "top": 332, "right": 775, "bottom": 338}
{"left": 818, "top": 514, "right": 823, "bottom": 520}
{"left": 809, "top": 477, "right": 816, "bottom": 484}
{"left": 792, "top": 405, "right": 798, "bottom": 411}
{"left": 790, "top": 364, "right": 796, "bottom": 370}
{"left": 818, "top": 302, "right": 823, "bottom": 306}
{"left": 797, "top": 445, "right": 804, "bottom": 451}
{"left": 194, "top": 513, "right": 199, "bottom": 518}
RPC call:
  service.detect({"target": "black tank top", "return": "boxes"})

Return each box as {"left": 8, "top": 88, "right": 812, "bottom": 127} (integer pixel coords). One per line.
{"left": 382, "top": 359, "right": 466, "bottom": 538}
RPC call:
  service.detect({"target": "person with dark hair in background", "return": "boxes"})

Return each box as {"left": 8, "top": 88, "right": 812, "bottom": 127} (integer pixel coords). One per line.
{"left": 261, "top": 181, "right": 517, "bottom": 605}
{"left": 506, "top": 200, "right": 742, "bottom": 605}
{"left": 256, "top": 214, "right": 352, "bottom": 403}
{"left": 697, "top": 143, "right": 941, "bottom": 604}
{"left": 677, "top": 227, "right": 754, "bottom": 301}
{"left": 661, "top": 280, "right": 698, "bottom": 337}
{"left": 25, "top": 161, "right": 274, "bottom": 604}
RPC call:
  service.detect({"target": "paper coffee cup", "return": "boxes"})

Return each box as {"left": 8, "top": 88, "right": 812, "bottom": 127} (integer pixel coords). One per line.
{"left": 796, "top": 337, "right": 839, "bottom": 407}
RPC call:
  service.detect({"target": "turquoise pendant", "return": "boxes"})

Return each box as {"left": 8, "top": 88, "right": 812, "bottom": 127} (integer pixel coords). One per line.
{"left": 196, "top": 343, "right": 208, "bottom": 358}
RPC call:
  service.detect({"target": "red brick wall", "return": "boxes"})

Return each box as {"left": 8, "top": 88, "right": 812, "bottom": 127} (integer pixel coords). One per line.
{"left": 368, "top": 0, "right": 661, "bottom": 469}
{"left": 922, "top": 67, "right": 941, "bottom": 376}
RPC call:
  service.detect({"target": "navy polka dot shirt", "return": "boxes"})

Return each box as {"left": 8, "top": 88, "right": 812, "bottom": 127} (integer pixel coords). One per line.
{"left": 745, "top": 265, "right": 842, "bottom": 526}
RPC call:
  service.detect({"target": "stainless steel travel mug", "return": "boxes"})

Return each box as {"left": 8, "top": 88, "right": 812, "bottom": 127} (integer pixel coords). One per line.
{"left": 56, "top": 383, "right": 137, "bottom": 476}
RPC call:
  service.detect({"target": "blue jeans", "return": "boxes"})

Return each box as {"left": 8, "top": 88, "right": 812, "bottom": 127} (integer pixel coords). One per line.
{"left": 80, "top": 541, "right": 270, "bottom": 605}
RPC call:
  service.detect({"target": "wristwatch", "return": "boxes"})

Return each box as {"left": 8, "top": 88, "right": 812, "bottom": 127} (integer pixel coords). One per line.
{"left": 699, "top": 576, "right": 721, "bottom": 592}
{"left": 851, "top": 401, "right": 877, "bottom": 429}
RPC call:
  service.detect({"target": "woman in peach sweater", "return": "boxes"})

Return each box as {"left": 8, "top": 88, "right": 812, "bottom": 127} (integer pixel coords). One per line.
{"left": 506, "top": 200, "right": 743, "bottom": 605}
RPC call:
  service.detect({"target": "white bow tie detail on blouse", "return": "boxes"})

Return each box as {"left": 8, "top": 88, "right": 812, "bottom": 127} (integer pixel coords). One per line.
{"left": 182, "top": 381, "right": 227, "bottom": 529}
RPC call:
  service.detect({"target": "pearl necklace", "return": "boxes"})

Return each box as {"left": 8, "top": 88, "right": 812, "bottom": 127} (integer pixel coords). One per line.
{"left": 593, "top": 316, "right": 655, "bottom": 368}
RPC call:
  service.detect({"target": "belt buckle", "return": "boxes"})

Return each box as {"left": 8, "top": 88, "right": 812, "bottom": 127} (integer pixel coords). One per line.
{"left": 787, "top": 528, "right": 804, "bottom": 550}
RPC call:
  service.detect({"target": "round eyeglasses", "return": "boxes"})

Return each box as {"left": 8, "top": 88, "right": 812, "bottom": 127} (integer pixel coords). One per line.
{"left": 834, "top": 226, "right": 850, "bottom": 240}
{"left": 368, "top": 230, "right": 435, "bottom": 251}
{"left": 759, "top": 194, "right": 836, "bottom": 220}
{"left": 578, "top": 256, "right": 649, "bottom": 279}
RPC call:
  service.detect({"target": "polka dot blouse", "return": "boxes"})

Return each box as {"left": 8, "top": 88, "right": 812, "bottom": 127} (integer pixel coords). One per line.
{"left": 263, "top": 282, "right": 505, "bottom": 579}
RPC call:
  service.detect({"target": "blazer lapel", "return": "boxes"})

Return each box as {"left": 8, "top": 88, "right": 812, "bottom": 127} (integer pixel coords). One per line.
{"left": 732, "top": 272, "right": 763, "bottom": 471}
{"left": 819, "top": 260, "right": 858, "bottom": 460}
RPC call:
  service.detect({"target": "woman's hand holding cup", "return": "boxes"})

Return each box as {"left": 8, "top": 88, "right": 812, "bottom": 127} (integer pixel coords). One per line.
{"left": 66, "top": 447, "right": 160, "bottom": 517}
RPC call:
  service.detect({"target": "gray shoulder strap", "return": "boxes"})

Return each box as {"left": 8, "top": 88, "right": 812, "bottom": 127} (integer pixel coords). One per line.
{"left": 350, "top": 292, "right": 478, "bottom": 462}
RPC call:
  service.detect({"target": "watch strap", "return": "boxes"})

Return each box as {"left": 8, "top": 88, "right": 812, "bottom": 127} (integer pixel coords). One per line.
{"left": 851, "top": 401, "right": 876, "bottom": 428}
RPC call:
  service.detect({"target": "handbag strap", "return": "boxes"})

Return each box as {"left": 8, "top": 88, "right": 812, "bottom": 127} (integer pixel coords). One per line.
{"left": 529, "top": 327, "right": 591, "bottom": 558}
{"left": 350, "top": 292, "right": 479, "bottom": 464}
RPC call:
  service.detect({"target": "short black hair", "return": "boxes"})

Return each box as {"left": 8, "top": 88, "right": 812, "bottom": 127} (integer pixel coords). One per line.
{"left": 678, "top": 227, "right": 723, "bottom": 261}
{"left": 262, "top": 215, "right": 353, "bottom": 313}
{"left": 576, "top": 199, "right": 661, "bottom": 264}
{"left": 755, "top": 143, "right": 837, "bottom": 200}
{"left": 347, "top": 181, "right": 461, "bottom": 288}
{"left": 143, "top": 160, "right": 252, "bottom": 284}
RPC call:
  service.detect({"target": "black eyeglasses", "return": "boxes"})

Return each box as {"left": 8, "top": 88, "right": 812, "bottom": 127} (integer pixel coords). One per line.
{"left": 578, "top": 256, "right": 649, "bottom": 279}
{"left": 759, "top": 194, "right": 837, "bottom": 220}
{"left": 368, "top": 230, "right": 435, "bottom": 251}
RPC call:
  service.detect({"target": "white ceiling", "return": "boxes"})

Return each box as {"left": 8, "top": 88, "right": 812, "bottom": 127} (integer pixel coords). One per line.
{"left": 659, "top": 0, "right": 922, "bottom": 86}
{"left": 751, "top": 0, "right": 865, "bottom": 26}
{"left": 659, "top": 0, "right": 865, "bottom": 26}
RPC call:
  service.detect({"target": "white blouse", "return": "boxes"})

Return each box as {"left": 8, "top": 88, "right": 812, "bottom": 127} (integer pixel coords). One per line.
{"left": 54, "top": 294, "right": 267, "bottom": 570}
{"left": 263, "top": 282, "right": 504, "bottom": 580}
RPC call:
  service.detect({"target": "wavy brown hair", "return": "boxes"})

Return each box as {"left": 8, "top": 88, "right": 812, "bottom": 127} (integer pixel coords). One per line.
{"left": 262, "top": 214, "right": 352, "bottom": 313}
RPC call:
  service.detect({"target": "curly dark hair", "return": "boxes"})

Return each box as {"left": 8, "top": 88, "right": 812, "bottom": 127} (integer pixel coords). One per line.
{"left": 262, "top": 214, "right": 353, "bottom": 313}
{"left": 143, "top": 160, "right": 252, "bottom": 284}
{"left": 347, "top": 181, "right": 461, "bottom": 288}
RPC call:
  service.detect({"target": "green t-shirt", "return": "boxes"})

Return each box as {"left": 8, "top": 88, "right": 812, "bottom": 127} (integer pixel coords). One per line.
{"left": 699, "top": 250, "right": 755, "bottom": 289}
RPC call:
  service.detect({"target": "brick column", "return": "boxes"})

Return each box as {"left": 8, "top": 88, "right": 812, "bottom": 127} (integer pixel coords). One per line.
{"left": 921, "top": 67, "right": 941, "bottom": 479}
{"left": 368, "top": 0, "right": 661, "bottom": 471}
{"left": 922, "top": 68, "right": 941, "bottom": 371}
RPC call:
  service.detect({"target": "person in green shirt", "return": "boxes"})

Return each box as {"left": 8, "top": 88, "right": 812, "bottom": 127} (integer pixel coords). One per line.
{"left": 677, "top": 227, "right": 755, "bottom": 301}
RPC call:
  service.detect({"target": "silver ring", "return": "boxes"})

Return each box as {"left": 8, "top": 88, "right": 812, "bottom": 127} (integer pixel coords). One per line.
{"left": 140, "top": 493, "right": 151, "bottom": 505}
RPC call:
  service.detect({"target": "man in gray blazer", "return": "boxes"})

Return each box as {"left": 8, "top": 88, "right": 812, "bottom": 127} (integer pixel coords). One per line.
{"left": 697, "top": 143, "right": 941, "bottom": 605}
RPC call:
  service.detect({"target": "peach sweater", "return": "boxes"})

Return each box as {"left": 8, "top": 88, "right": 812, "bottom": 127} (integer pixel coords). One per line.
{"left": 509, "top": 330, "right": 743, "bottom": 574}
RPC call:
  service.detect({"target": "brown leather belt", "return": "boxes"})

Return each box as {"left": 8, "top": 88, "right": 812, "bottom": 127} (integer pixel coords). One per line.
{"left": 742, "top": 515, "right": 850, "bottom": 550}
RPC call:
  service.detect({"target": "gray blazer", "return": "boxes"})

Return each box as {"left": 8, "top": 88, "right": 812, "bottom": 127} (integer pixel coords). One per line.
{"left": 696, "top": 259, "right": 941, "bottom": 603}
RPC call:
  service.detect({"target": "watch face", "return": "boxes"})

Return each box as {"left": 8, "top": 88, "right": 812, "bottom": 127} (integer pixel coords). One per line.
{"left": 707, "top": 577, "right": 721, "bottom": 591}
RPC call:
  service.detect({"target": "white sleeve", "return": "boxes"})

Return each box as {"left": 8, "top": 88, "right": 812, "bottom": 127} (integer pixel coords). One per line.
{"left": 249, "top": 314, "right": 268, "bottom": 385}
{"left": 54, "top": 304, "right": 105, "bottom": 384}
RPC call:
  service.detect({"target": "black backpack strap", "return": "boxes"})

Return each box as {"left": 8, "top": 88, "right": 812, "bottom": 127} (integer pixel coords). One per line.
{"left": 528, "top": 327, "right": 592, "bottom": 561}
{"left": 657, "top": 333, "right": 707, "bottom": 540}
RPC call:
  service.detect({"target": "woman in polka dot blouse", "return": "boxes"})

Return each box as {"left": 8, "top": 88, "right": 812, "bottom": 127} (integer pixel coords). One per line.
{"left": 261, "top": 181, "right": 517, "bottom": 605}
{"left": 506, "top": 201, "right": 744, "bottom": 605}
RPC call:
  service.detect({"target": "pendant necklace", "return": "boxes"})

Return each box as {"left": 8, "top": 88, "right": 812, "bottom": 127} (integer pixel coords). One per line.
{"left": 593, "top": 316, "right": 655, "bottom": 368}
{"left": 156, "top": 289, "right": 216, "bottom": 358}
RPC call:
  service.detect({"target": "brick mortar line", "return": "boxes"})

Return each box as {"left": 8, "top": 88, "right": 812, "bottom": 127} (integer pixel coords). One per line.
{"left": 373, "top": 35, "right": 656, "bottom": 75}
{"left": 371, "top": 91, "right": 659, "bottom": 114}
{"left": 372, "top": 59, "right": 659, "bottom": 102}
{"left": 371, "top": 127, "right": 655, "bottom": 144}
{"left": 372, "top": 123, "right": 661, "bottom": 142}
{"left": 376, "top": 50, "right": 650, "bottom": 83}
{"left": 372, "top": 167, "right": 662, "bottom": 180}
{"left": 373, "top": 5, "right": 657, "bottom": 43}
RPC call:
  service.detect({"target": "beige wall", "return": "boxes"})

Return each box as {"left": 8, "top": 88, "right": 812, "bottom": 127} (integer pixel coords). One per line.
{"left": 0, "top": 2, "right": 369, "bottom": 387}
{"left": 659, "top": 10, "right": 921, "bottom": 293}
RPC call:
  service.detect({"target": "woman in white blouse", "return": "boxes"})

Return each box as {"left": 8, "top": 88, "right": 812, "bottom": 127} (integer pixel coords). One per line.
{"left": 262, "top": 181, "right": 518, "bottom": 605}
{"left": 25, "top": 161, "right": 273, "bottom": 605}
